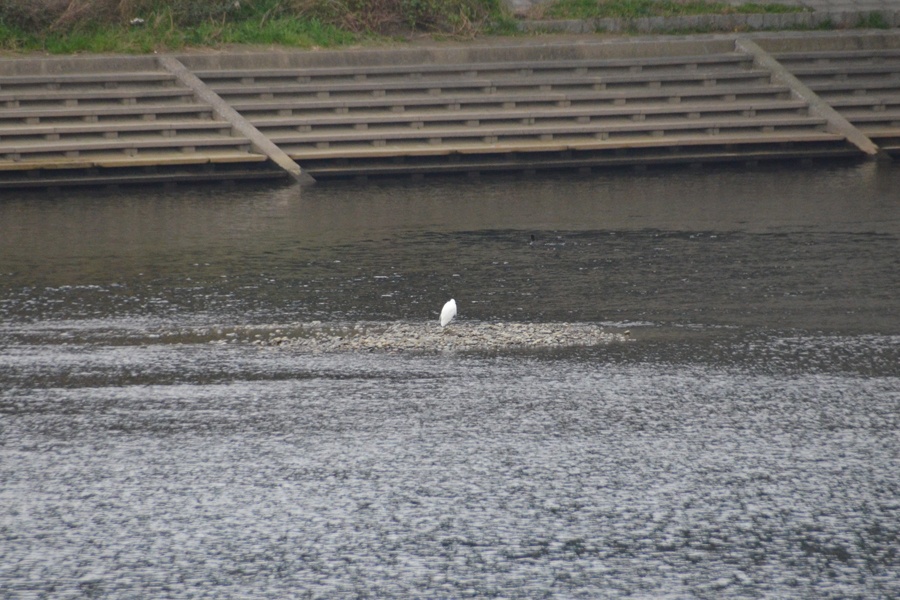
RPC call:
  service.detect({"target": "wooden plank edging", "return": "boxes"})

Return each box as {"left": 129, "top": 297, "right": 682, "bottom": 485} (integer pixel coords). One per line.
{"left": 156, "top": 54, "right": 315, "bottom": 184}
{"left": 735, "top": 38, "right": 879, "bottom": 156}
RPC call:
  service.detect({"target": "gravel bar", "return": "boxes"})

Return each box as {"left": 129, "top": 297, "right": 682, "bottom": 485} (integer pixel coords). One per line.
{"left": 253, "top": 321, "right": 631, "bottom": 354}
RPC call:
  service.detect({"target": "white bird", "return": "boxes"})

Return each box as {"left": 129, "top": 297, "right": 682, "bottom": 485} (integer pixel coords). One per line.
{"left": 440, "top": 299, "right": 457, "bottom": 327}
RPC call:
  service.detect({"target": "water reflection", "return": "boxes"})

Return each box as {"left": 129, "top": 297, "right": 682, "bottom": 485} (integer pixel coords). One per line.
{"left": 2, "top": 160, "right": 898, "bottom": 275}
{"left": 2, "top": 160, "right": 899, "bottom": 331}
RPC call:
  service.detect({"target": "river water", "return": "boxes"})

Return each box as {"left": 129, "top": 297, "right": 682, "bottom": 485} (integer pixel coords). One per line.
{"left": 1, "top": 160, "right": 899, "bottom": 598}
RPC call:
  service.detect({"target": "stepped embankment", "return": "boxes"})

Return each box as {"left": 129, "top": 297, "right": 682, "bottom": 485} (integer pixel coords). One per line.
{"left": 1, "top": 29, "right": 899, "bottom": 188}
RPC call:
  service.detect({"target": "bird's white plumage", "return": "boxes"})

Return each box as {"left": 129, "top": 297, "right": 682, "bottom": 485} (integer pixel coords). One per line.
{"left": 440, "top": 299, "right": 457, "bottom": 327}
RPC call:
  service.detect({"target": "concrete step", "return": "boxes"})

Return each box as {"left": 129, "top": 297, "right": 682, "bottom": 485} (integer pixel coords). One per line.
{"left": 228, "top": 84, "right": 795, "bottom": 117}
{"left": 786, "top": 64, "right": 900, "bottom": 79}
{"left": 247, "top": 100, "right": 810, "bottom": 130}
{"left": 856, "top": 117, "right": 900, "bottom": 128}
{"left": 0, "top": 120, "right": 234, "bottom": 138}
{"left": 825, "top": 94, "right": 900, "bottom": 107}
{"left": 208, "top": 70, "right": 775, "bottom": 100}
{"left": 281, "top": 129, "right": 845, "bottom": 161}
{"left": 206, "top": 64, "right": 761, "bottom": 87}
{"left": 809, "top": 95, "right": 900, "bottom": 132}
{"left": 0, "top": 104, "right": 214, "bottom": 124}
{"left": 858, "top": 124, "right": 900, "bottom": 139}
{"left": 0, "top": 165, "right": 284, "bottom": 189}
{"left": 850, "top": 125, "right": 900, "bottom": 140}
{"left": 193, "top": 53, "right": 756, "bottom": 82}
{"left": 0, "top": 88, "right": 196, "bottom": 106}
{"left": 0, "top": 35, "right": 889, "bottom": 187}
{"left": 805, "top": 79, "right": 900, "bottom": 95}
{"left": 206, "top": 61, "right": 767, "bottom": 83}
{"left": 772, "top": 49, "right": 900, "bottom": 65}
{"left": 0, "top": 72, "right": 176, "bottom": 87}
{"left": 268, "top": 115, "right": 828, "bottom": 147}
{"left": 0, "top": 133, "right": 252, "bottom": 159}
{"left": 841, "top": 100, "right": 900, "bottom": 115}
{"left": 0, "top": 62, "right": 270, "bottom": 178}
{"left": 302, "top": 143, "right": 858, "bottom": 178}
{"left": 0, "top": 76, "right": 181, "bottom": 99}
{"left": 782, "top": 48, "right": 900, "bottom": 107}
{"left": 0, "top": 148, "right": 266, "bottom": 172}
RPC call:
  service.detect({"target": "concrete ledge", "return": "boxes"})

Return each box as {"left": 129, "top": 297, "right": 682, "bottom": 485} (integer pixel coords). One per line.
{"left": 519, "top": 10, "right": 900, "bottom": 34}
{"left": 283, "top": 131, "right": 847, "bottom": 161}
{"left": 173, "top": 32, "right": 900, "bottom": 71}
{"left": 175, "top": 40, "right": 737, "bottom": 71}
{"left": 0, "top": 56, "right": 157, "bottom": 77}
{"left": 2, "top": 31, "right": 897, "bottom": 76}
{"left": 756, "top": 29, "right": 900, "bottom": 53}
{"left": 0, "top": 150, "right": 267, "bottom": 172}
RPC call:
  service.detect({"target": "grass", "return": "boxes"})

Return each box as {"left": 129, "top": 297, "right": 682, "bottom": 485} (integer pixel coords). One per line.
{"left": 0, "top": 17, "right": 356, "bottom": 54}
{"left": 0, "top": 0, "right": 505, "bottom": 54}
{"left": 0, "top": 0, "right": 888, "bottom": 55}
{"left": 857, "top": 12, "right": 890, "bottom": 29}
{"left": 537, "top": 0, "right": 808, "bottom": 20}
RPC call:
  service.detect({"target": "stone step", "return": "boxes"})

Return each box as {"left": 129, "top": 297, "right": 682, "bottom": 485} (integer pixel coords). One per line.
{"left": 205, "top": 64, "right": 759, "bottom": 87}
{"left": 806, "top": 79, "right": 900, "bottom": 95}
{"left": 247, "top": 100, "right": 810, "bottom": 130}
{"left": 787, "top": 64, "right": 900, "bottom": 78}
{"left": 0, "top": 88, "right": 196, "bottom": 105}
{"left": 303, "top": 143, "right": 858, "bottom": 178}
{"left": 772, "top": 49, "right": 900, "bottom": 64}
{"left": 205, "top": 62, "right": 764, "bottom": 85}
{"left": 841, "top": 108, "right": 900, "bottom": 121}
{"left": 228, "top": 84, "right": 795, "bottom": 116}
{"left": 826, "top": 94, "right": 900, "bottom": 107}
{"left": 0, "top": 36, "right": 889, "bottom": 187}
{"left": 857, "top": 124, "right": 900, "bottom": 138}
{"left": 0, "top": 133, "right": 252, "bottom": 157}
{"left": 208, "top": 70, "right": 775, "bottom": 99}
{"left": 0, "top": 165, "right": 283, "bottom": 189}
{"left": 0, "top": 72, "right": 176, "bottom": 87}
{"left": 0, "top": 104, "right": 215, "bottom": 124}
{"left": 0, "top": 120, "right": 234, "bottom": 138}
{"left": 280, "top": 130, "right": 845, "bottom": 161}
{"left": 192, "top": 54, "right": 755, "bottom": 82}
{"left": 268, "top": 115, "right": 828, "bottom": 146}
{"left": 0, "top": 148, "right": 267, "bottom": 172}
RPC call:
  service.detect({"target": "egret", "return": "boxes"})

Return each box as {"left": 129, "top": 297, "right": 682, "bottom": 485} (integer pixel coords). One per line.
{"left": 440, "top": 299, "right": 457, "bottom": 327}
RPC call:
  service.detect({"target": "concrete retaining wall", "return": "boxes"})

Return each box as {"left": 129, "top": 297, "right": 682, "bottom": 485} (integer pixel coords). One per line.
{"left": 175, "top": 39, "right": 737, "bottom": 72}
{"left": 0, "top": 56, "right": 156, "bottom": 77}
{"left": 2, "top": 31, "right": 899, "bottom": 188}
{"left": 519, "top": 10, "right": 900, "bottom": 34}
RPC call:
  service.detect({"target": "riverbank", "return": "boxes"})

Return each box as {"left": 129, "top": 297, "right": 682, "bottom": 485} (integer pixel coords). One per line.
{"left": 2, "top": 29, "right": 899, "bottom": 189}
{"left": 1, "top": 0, "right": 897, "bottom": 55}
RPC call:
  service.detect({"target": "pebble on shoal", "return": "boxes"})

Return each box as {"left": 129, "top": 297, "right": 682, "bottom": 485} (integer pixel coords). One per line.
{"left": 250, "top": 321, "right": 630, "bottom": 353}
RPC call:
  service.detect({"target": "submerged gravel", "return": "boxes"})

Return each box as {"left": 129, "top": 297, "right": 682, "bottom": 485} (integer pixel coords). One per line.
{"left": 253, "top": 321, "right": 630, "bottom": 353}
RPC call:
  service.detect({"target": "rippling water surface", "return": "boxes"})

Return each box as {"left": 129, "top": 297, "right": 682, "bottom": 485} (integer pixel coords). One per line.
{"left": 2, "top": 161, "right": 899, "bottom": 598}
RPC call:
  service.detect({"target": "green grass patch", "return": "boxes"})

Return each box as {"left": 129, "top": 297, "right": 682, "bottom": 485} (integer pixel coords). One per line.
{"left": 857, "top": 12, "right": 890, "bottom": 29}
{"left": 0, "top": 0, "right": 506, "bottom": 54}
{"left": 1, "top": 0, "right": 883, "bottom": 55}
{"left": 0, "top": 18, "right": 355, "bottom": 54}
{"left": 539, "top": 0, "right": 807, "bottom": 20}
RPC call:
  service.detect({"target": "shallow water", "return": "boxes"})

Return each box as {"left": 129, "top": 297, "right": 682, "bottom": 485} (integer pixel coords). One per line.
{"left": 1, "top": 160, "right": 899, "bottom": 598}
